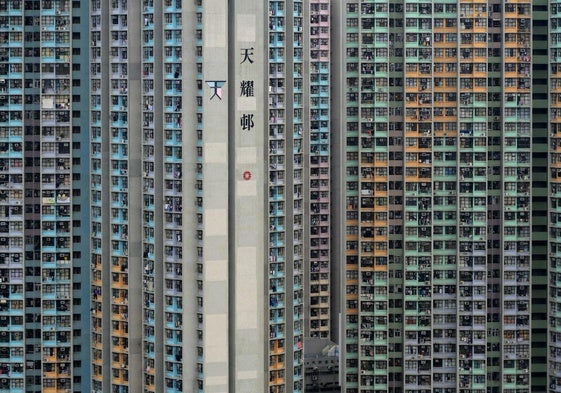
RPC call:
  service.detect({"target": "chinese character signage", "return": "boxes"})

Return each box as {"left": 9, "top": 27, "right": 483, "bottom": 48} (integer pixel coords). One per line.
{"left": 239, "top": 47, "right": 256, "bottom": 132}
{"left": 240, "top": 114, "right": 254, "bottom": 131}
{"left": 205, "top": 80, "right": 226, "bottom": 100}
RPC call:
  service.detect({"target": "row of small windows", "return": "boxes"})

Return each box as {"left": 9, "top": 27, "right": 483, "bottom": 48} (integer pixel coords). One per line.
{"left": 347, "top": 3, "right": 526, "bottom": 15}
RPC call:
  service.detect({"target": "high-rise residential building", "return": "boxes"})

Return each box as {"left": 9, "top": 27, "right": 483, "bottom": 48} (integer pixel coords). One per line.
{"left": 267, "top": 0, "right": 306, "bottom": 391}
{"left": 269, "top": 0, "right": 335, "bottom": 390}
{"left": 90, "top": 0, "right": 193, "bottom": 390}
{"left": 305, "top": 0, "right": 334, "bottom": 341}
{"left": 549, "top": 2, "right": 561, "bottom": 393}
{"left": 0, "top": 0, "right": 90, "bottom": 391}
{"left": 90, "top": 0, "right": 339, "bottom": 392}
{"left": 4, "top": 0, "right": 551, "bottom": 392}
{"left": 335, "top": 1, "right": 548, "bottom": 392}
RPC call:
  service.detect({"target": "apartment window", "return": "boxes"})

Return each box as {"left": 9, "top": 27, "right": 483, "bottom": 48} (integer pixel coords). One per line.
{"left": 460, "top": 108, "right": 472, "bottom": 118}
{"left": 445, "top": 78, "right": 457, "bottom": 87}
{"left": 475, "top": 33, "right": 486, "bottom": 42}
{"left": 346, "top": 33, "right": 358, "bottom": 42}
